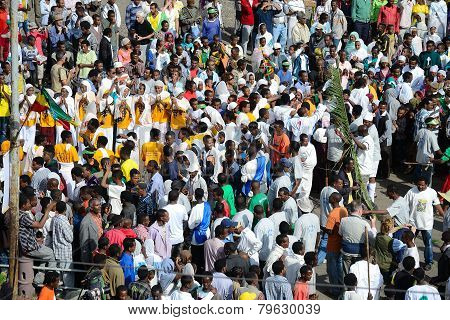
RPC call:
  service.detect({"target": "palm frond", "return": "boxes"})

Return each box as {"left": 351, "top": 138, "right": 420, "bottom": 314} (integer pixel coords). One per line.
{"left": 325, "top": 68, "right": 374, "bottom": 210}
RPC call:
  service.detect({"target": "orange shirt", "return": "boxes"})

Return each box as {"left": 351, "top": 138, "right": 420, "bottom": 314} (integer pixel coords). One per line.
{"left": 38, "top": 286, "right": 55, "bottom": 300}
{"left": 325, "top": 207, "right": 348, "bottom": 253}
{"left": 271, "top": 133, "right": 290, "bottom": 163}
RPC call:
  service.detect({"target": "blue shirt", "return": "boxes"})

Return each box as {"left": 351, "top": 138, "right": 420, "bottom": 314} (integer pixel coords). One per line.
{"left": 120, "top": 252, "right": 135, "bottom": 287}
{"left": 277, "top": 69, "right": 293, "bottom": 85}
{"left": 202, "top": 18, "right": 221, "bottom": 42}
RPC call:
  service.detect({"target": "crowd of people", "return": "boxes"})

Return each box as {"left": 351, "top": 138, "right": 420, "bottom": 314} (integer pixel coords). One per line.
{"left": 0, "top": 0, "right": 449, "bottom": 301}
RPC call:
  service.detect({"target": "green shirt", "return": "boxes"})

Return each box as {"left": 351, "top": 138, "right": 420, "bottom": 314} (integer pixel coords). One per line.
{"left": 248, "top": 193, "right": 269, "bottom": 215}
{"left": 352, "top": 0, "right": 372, "bottom": 23}
{"left": 222, "top": 184, "right": 237, "bottom": 217}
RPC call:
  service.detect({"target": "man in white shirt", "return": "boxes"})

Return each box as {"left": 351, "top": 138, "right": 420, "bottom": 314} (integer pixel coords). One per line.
{"left": 170, "top": 275, "right": 195, "bottom": 300}
{"left": 232, "top": 195, "right": 254, "bottom": 229}
{"left": 254, "top": 207, "right": 275, "bottom": 264}
{"left": 235, "top": 227, "right": 263, "bottom": 266}
{"left": 404, "top": 176, "right": 444, "bottom": 270}
{"left": 406, "top": 268, "right": 441, "bottom": 300}
{"left": 164, "top": 190, "right": 188, "bottom": 252}
{"left": 269, "top": 198, "right": 288, "bottom": 238}
{"left": 349, "top": 247, "right": 384, "bottom": 300}
{"left": 349, "top": 125, "right": 374, "bottom": 187}
{"left": 294, "top": 197, "right": 320, "bottom": 253}
{"left": 363, "top": 113, "right": 381, "bottom": 203}
{"left": 285, "top": 241, "right": 305, "bottom": 287}
{"left": 202, "top": 135, "right": 223, "bottom": 185}
{"left": 401, "top": 56, "right": 424, "bottom": 91}
{"left": 414, "top": 117, "right": 442, "bottom": 187}
{"left": 397, "top": 71, "right": 414, "bottom": 104}
{"left": 278, "top": 187, "right": 299, "bottom": 225}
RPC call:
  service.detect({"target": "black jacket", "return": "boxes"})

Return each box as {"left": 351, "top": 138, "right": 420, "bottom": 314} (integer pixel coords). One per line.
{"left": 98, "top": 36, "right": 113, "bottom": 68}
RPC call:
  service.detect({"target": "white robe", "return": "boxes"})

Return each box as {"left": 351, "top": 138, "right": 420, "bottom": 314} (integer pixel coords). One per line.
{"left": 298, "top": 143, "right": 317, "bottom": 199}
{"left": 237, "top": 228, "right": 262, "bottom": 266}
{"left": 428, "top": 0, "right": 448, "bottom": 39}
{"left": 349, "top": 260, "right": 384, "bottom": 300}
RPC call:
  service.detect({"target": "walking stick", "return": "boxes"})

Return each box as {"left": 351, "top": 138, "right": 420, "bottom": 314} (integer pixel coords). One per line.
{"left": 365, "top": 227, "right": 371, "bottom": 297}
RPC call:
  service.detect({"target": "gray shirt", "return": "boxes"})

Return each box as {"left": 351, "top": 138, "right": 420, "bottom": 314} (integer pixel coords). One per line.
{"left": 387, "top": 196, "right": 409, "bottom": 226}
{"left": 415, "top": 128, "right": 440, "bottom": 164}
{"left": 326, "top": 125, "right": 344, "bottom": 162}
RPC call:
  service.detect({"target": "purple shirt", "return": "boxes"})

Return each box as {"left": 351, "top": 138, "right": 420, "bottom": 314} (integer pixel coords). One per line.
{"left": 148, "top": 221, "right": 171, "bottom": 259}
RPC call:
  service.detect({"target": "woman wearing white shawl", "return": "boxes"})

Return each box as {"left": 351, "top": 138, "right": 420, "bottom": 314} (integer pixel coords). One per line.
{"left": 203, "top": 105, "right": 226, "bottom": 129}
{"left": 349, "top": 78, "right": 370, "bottom": 114}
{"left": 149, "top": 80, "right": 171, "bottom": 142}
{"left": 246, "top": 72, "right": 257, "bottom": 92}
{"left": 193, "top": 78, "right": 205, "bottom": 101}
{"left": 116, "top": 85, "right": 134, "bottom": 134}
{"left": 18, "top": 84, "right": 37, "bottom": 152}
{"left": 254, "top": 23, "right": 274, "bottom": 51}
{"left": 349, "top": 40, "right": 368, "bottom": 62}
{"left": 75, "top": 80, "right": 96, "bottom": 124}
{"left": 96, "top": 86, "right": 116, "bottom": 150}
{"left": 428, "top": 0, "right": 447, "bottom": 39}
{"left": 133, "top": 83, "right": 153, "bottom": 149}
{"left": 55, "top": 86, "right": 77, "bottom": 146}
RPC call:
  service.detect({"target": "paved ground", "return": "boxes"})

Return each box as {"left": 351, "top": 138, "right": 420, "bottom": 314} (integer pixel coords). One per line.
{"left": 310, "top": 172, "right": 445, "bottom": 299}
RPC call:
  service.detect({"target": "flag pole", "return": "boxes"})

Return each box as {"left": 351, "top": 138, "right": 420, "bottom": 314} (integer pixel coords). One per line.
{"left": 12, "top": 105, "right": 32, "bottom": 143}
{"left": 8, "top": 0, "right": 21, "bottom": 300}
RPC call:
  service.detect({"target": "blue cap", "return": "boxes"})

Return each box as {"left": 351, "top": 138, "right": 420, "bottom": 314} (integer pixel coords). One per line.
{"left": 280, "top": 158, "right": 293, "bottom": 168}
{"left": 221, "top": 218, "right": 238, "bottom": 228}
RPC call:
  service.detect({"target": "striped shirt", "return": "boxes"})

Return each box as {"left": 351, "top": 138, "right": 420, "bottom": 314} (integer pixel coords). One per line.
{"left": 51, "top": 214, "right": 73, "bottom": 261}
{"left": 31, "top": 167, "right": 51, "bottom": 195}
{"left": 19, "top": 211, "right": 38, "bottom": 254}
{"left": 125, "top": 3, "right": 143, "bottom": 30}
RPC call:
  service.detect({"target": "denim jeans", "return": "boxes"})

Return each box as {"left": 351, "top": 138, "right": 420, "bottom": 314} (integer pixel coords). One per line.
{"left": 241, "top": 24, "right": 254, "bottom": 55}
{"left": 272, "top": 23, "right": 287, "bottom": 50}
{"left": 326, "top": 251, "right": 343, "bottom": 296}
{"left": 418, "top": 229, "right": 433, "bottom": 265}
{"left": 317, "top": 232, "right": 328, "bottom": 265}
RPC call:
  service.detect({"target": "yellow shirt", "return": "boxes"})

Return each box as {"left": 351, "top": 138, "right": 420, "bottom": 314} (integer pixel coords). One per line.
{"left": 39, "top": 111, "right": 56, "bottom": 127}
{"left": 151, "top": 96, "right": 171, "bottom": 123}
{"left": 121, "top": 159, "right": 139, "bottom": 181}
{"left": 54, "top": 143, "right": 79, "bottom": 163}
{"left": 0, "top": 84, "right": 11, "bottom": 117}
{"left": 118, "top": 105, "right": 132, "bottom": 130}
{"left": 22, "top": 111, "right": 37, "bottom": 127}
{"left": 170, "top": 110, "right": 186, "bottom": 130}
{"left": 98, "top": 112, "right": 113, "bottom": 128}
{"left": 93, "top": 148, "right": 115, "bottom": 165}
{"left": 141, "top": 141, "right": 163, "bottom": 165}
{"left": 1, "top": 141, "right": 24, "bottom": 160}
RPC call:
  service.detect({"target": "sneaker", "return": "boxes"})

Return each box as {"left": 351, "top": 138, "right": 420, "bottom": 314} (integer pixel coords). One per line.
{"left": 424, "top": 263, "right": 432, "bottom": 271}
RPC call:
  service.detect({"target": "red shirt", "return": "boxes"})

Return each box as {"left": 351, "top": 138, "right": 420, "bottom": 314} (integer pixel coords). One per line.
{"left": 0, "top": 8, "right": 7, "bottom": 34}
{"left": 241, "top": 0, "right": 259, "bottom": 26}
{"left": 29, "top": 29, "right": 48, "bottom": 56}
{"left": 377, "top": 5, "right": 400, "bottom": 33}
{"left": 104, "top": 228, "right": 126, "bottom": 249}
{"left": 184, "top": 90, "right": 197, "bottom": 101}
